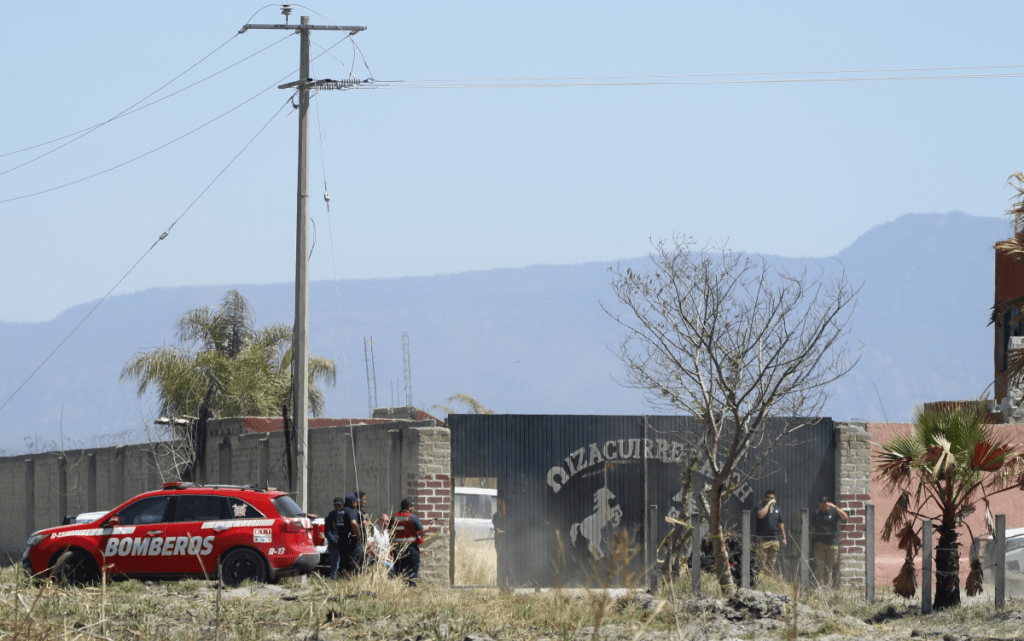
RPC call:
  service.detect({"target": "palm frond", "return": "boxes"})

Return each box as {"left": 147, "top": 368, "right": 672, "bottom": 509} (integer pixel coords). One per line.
{"left": 966, "top": 557, "right": 984, "bottom": 596}
{"left": 895, "top": 520, "right": 921, "bottom": 555}
{"left": 893, "top": 558, "right": 917, "bottom": 598}
{"left": 881, "top": 492, "right": 910, "bottom": 542}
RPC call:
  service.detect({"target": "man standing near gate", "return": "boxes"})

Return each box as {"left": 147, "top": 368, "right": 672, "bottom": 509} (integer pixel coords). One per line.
{"left": 755, "top": 490, "right": 786, "bottom": 579}
{"left": 810, "top": 496, "right": 847, "bottom": 588}
{"left": 392, "top": 497, "right": 428, "bottom": 586}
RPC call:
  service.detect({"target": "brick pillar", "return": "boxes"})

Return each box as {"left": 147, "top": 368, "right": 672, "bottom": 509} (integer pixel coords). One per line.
{"left": 401, "top": 426, "right": 451, "bottom": 586}
{"left": 834, "top": 421, "right": 871, "bottom": 589}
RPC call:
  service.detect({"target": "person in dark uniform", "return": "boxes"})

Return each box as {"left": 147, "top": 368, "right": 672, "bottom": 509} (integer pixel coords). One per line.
{"left": 492, "top": 498, "right": 509, "bottom": 587}
{"left": 810, "top": 496, "right": 847, "bottom": 588}
{"left": 354, "top": 491, "right": 370, "bottom": 570}
{"left": 392, "top": 497, "right": 427, "bottom": 586}
{"left": 325, "top": 497, "right": 346, "bottom": 579}
{"left": 338, "top": 493, "right": 363, "bottom": 576}
{"left": 755, "top": 490, "right": 786, "bottom": 579}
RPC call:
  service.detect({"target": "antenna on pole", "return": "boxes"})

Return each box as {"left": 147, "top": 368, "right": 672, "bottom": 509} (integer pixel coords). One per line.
{"left": 402, "top": 331, "right": 413, "bottom": 408}
{"left": 364, "top": 337, "right": 378, "bottom": 417}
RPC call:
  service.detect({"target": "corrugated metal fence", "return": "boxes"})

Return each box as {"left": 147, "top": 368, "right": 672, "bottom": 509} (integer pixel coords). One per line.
{"left": 449, "top": 414, "right": 834, "bottom": 587}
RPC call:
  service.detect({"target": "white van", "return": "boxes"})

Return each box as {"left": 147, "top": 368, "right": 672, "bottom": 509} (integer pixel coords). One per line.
{"left": 454, "top": 487, "right": 497, "bottom": 545}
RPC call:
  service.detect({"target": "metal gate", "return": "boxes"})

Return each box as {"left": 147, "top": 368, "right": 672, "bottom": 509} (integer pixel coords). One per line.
{"left": 449, "top": 414, "right": 834, "bottom": 587}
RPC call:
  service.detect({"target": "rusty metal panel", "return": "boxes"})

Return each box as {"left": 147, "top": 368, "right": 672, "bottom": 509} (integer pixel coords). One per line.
{"left": 449, "top": 414, "right": 834, "bottom": 587}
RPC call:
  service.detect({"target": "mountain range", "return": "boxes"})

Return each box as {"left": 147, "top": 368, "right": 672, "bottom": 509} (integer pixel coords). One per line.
{"left": 0, "top": 212, "right": 1009, "bottom": 453}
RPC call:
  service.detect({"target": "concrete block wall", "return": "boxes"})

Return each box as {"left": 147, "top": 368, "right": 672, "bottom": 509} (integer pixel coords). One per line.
{"left": 834, "top": 421, "right": 872, "bottom": 589}
{"left": 0, "top": 458, "right": 28, "bottom": 559}
{"left": 0, "top": 443, "right": 180, "bottom": 562}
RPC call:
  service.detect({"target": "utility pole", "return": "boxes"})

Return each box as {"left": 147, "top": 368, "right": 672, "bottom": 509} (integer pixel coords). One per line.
{"left": 241, "top": 8, "right": 366, "bottom": 513}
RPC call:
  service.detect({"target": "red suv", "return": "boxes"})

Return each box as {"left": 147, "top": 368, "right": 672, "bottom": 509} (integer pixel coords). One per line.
{"left": 23, "top": 483, "right": 319, "bottom": 586}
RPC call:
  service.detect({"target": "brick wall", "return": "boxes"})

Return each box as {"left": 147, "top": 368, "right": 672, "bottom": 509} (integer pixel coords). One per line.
{"left": 399, "top": 427, "right": 452, "bottom": 585}
{"left": 834, "top": 421, "right": 871, "bottom": 589}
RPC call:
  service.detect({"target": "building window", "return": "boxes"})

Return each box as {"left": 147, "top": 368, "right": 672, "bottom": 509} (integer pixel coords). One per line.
{"left": 999, "top": 309, "right": 1024, "bottom": 373}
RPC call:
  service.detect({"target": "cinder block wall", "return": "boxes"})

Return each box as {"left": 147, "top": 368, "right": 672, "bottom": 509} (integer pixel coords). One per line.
{"left": 834, "top": 421, "right": 872, "bottom": 589}
{"left": 0, "top": 443, "right": 181, "bottom": 562}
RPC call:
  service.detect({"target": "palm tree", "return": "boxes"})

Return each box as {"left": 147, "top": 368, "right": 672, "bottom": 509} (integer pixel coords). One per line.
{"left": 876, "top": 401, "right": 1024, "bottom": 610}
{"left": 432, "top": 393, "right": 494, "bottom": 416}
{"left": 120, "top": 290, "right": 337, "bottom": 479}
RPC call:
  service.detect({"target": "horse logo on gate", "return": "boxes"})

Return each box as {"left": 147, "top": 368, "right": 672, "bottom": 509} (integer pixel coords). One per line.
{"left": 569, "top": 486, "right": 623, "bottom": 559}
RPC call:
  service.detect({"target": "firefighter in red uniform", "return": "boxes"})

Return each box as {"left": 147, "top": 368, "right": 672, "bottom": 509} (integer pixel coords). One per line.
{"left": 392, "top": 497, "right": 428, "bottom": 586}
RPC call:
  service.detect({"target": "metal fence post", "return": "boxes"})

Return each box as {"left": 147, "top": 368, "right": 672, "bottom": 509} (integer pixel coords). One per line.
{"left": 800, "top": 508, "right": 809, "bottom": 592}
{"left": 648, "top": 504, "right": 659, "bottom": 593}
{"left": 922, "top": 520, "right": 932, "bottom": 614}
{"left": 691, "top": 511, "right": 701, "bottom": 594}
{"left": 741, "top": 509, "right": 751, "bottom": 589}
{"left": 996, "top": 514, "right": 1006, "bottom": 610}
{"left": 866, "top": 503, "right": 875, "bottom": 603}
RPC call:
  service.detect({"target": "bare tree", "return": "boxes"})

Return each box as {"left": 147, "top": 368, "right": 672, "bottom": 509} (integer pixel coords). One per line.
{"left": 604, "top": 236, "right": 859, "bottom": 592}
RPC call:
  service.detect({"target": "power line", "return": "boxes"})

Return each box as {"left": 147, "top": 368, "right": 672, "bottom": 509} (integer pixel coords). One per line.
{"left": 358, "top": 69, "right": 1024, "bottom": 90}
{"left": 0, "top": 33, "right": 358, "bottom": 206}
{"left": 0, "top": 81, "right": 278, "bottom": 204}
{"left": 1, "top": 33, "right": 242, "bottom": 162}
{"left": 0, "top": 96, "right": 294, "bottom": 416}
{"left": 392, "top": 64, "right": 1024, "bottom": 84}
{"left": 1, "top": 7, "right": 294, "bottom": 162}
{"left": 0, "top": 33, "right": 293, "bottom": 179}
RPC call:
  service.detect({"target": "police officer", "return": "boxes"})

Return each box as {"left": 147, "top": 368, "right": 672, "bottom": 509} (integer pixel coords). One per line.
{"left": 324, "top": 497, "right": 346, "bottom": 579}
{"left": 392, "top": 497, "right": 427, "bottom": 586}
{"left": 357, "top": 491, "right": 370, "bottom": 569}
{"left": 755, "top": 490, "right": 787, "bottom": 579}
{"left": 810, "top": 496, "right": 847, "bottom": 588}
{"left": 338, "top": 493, "right": 362, "bottom": 576}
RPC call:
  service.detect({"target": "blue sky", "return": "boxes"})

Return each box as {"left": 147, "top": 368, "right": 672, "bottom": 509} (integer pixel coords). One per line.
{"left": 1, "top": 2, "right": 1021, "bottom": 323}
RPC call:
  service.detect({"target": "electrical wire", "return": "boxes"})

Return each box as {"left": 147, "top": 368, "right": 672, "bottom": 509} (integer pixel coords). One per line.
{"left": 356, "top": 70, "right": 1024, "bottom": 90}
{"left": 311, "top": 55, "right": 360, "bottom": 495}
{"left": 0, "top": 33, "right": 241, "bottom": 160}
{"left": 0, "top": 96, "right": 294, "bottom": 416}
{"left": 309, "top": 37, "right": 357, "bottom": 79}
{"left": 1, "top": 5, "right": 286, "bottom": 162}
{"left": 0, "top": 33, "right": 294, "bottom": 180}
{"left": 0, "top": 81, "right": 280, "bottom": 201}
{"left": 290, "top": 3, "right": 375, "bottom": 79}
{"left": 0, "top": 32, "right": 361, "bottom": 205}
{"left": 392, "top": 64, "right": 1024, "bottom": 84}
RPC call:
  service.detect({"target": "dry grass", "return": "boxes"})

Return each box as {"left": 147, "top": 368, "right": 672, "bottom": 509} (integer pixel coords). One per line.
{"left": 4, "top": 553, "right": 1024, "bottom": 641}
{"left": 453, "top": 537, "right": 497, "bottom": 586}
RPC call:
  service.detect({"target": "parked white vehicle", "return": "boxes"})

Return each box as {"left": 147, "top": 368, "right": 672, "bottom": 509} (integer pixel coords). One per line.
{"left": 454, "top": 487, "right": 497, "bottom": 545}
{"left": 977, "top": 526, "right": 1024, "bottom": 573}
{"left": 74, "top": 511, "right": 108, "bottom": 524}
{"left": 973, "top": 526, "right": 1024, "bottom": 596}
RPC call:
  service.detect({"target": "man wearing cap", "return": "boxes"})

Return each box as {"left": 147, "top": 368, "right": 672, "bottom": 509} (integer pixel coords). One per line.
{"left": 338, "top": 493, "right": 363, "bottom": 576}
{"left": 324, "top": 497, "right": 347, "bottom": 579}
{"left": 810, "top": 496, "right": 848, "bottom": 588}
{"left": 755, "top": 490, "right": 786, "bottom": 579}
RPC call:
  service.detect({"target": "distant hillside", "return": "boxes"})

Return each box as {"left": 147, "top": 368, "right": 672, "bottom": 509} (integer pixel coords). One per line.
{"left": 0, "top": 212, "right": 1008, "bottom": 453}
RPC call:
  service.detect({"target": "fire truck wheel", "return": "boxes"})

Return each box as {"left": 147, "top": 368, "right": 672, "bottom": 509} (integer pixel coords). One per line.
{"left": 220, "top": 548, "right": 268, "bottom": 587}
{"left": 52, "top": 549, "right": 98, "bottom": 586}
